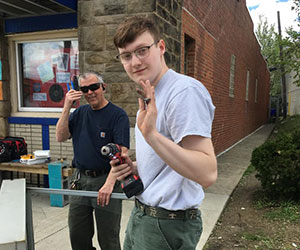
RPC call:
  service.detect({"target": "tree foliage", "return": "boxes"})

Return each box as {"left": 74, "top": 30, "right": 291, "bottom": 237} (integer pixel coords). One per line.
{"left": 291, "top": 0, "right": 300, "bottom": 22}
{"left": 256, "top": 1, "right": 300, "bottom": 96}
{"left": 281, "top": 0, "right": 300, "bottom": 87}
{"left": 251, "top": 116, "right": 300, "bottom": 201}
{"left": 255, "top": 15, "right": 282, "bottom": 96}
{"left": 281, "top": 28, "right": 300, "bottom": 86}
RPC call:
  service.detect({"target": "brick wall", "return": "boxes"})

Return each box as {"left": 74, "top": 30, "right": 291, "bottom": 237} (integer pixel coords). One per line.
{"left": 9, "top": 123, "right": 73, "bottom": 163}
{"left": 49, "top": 125, "right": 74, "bottom": 161}
{"left": 2, "top": 0, "right": 270, "bottom": 161}
{"left": 182, "top": 0, "right": 270, "bottom": 154}
{"left": 77, "top": 0, "right": 270, "bottom": 154}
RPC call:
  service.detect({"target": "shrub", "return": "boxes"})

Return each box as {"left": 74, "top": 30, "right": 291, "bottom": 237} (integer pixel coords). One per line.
{"left": 251, "top": 129, "right": 300, "bottom": 200}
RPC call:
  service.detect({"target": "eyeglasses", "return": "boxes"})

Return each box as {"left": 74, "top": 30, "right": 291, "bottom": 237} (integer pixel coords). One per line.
{"left": 79, "top": 83, "right": 101, "bottom": 93}
{"left": 116, "top": 41, "right": 159, "bottom": 64}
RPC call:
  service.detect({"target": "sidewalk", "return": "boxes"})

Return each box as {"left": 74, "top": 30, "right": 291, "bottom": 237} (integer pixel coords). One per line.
{"left": 198, "top": 123, "right": 274, "bottom": 249}
{"left": 31, "top": 123, "right": 275, "bottom": 250}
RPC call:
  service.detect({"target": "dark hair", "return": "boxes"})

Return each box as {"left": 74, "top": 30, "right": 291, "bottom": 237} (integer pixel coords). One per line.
{"left": 113, "top": 16, "right": 161, "bottom": 48}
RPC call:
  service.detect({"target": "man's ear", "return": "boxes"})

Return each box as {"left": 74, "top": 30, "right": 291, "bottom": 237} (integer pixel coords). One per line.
{"left": 102, "top": 83, "right": 107, "bottom": 91}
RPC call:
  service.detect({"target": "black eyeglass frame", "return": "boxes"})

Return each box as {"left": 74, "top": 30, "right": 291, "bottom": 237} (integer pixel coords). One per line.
{"left": 79, "top": 82, "right": 102, "bottom": 93}
{"left": 116, "top": 40, "right": 159, "bottom": 63}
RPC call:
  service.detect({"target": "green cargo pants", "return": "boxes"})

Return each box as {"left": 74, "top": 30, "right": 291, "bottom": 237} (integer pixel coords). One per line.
{"left": 123, "top": 205, "right": 202, "bottom": 250}
{"left": 68, "top": 171, "right": 122, "bottom": 250}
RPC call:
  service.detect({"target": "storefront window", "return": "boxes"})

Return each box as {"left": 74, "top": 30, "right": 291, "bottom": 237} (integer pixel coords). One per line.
{"left": 16, "top": 39, "right": 79, "bottom": 111}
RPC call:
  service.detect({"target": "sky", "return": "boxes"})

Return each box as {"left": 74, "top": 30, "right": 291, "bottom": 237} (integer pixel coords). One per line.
{"left": 246, "top": 0, "right": 299, "bottom": 36}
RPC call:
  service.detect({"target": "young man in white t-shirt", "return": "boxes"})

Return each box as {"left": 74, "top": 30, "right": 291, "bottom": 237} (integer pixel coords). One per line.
{"left": 111, "top": 16, "right": 217, "bottom": 250}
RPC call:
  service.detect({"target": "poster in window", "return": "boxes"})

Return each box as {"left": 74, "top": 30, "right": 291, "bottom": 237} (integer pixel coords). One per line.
{"left": 33, "top": 93, "right": 47, "bottom": 101}
{"left": 49, "top": 84, "right": 64, "bottom": 102}
{"left": 56, "top": 72, "right": 71, "bottom": 83}
{"left": 20, "top": 40, "right": 79, "bottom": 109}
{"left": 37, "top": 61, "right": 54, "bottom": 83}
{"left": 56, "top": 53, "right": 69, "bottom": 71}
{"left": 70, "top": 55, "right": 79, "bottom": 70}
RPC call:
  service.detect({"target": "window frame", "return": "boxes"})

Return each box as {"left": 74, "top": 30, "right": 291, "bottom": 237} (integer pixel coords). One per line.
{"left": 245, "top": 70, "right": 250, "bottom": 101}
{"left": 254, "top": 78, "right": 258, "bottom": 103}
{"left": 7, "top": 29, "right": 78, "bottom": 117}
{"left": 229, "top": 54, "right": 236, "bottom": 98}
{"left": 184, "top": 34, "right": 195, "bottom": 77}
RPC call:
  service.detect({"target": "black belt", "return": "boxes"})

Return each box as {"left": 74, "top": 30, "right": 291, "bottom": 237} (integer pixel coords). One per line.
{"left": 79, "top": 169, "right": 108, "bottom": 177}
{"left": 135, "top": 199, "right": 199, "bottom": 220}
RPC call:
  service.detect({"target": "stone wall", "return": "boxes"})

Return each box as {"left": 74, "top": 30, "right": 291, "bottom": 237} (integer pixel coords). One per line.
{"left": 78, "top": 0, "right": 183, "bottom": 126}
{"left": 1, "top": 0, "right": 271, "bottom": 159}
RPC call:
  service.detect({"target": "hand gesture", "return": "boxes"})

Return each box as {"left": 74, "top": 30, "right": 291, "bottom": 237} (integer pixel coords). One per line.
{"left": 64, "top": 89, "right": 83, "bottom": 109}
{"left": 136, "top": 80, "right": 158, "bottom": 140}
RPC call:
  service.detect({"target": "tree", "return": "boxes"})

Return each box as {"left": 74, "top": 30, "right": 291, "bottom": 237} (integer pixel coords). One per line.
{"left": 256, "top": 3, "right": 300, "bottom": 118}
{"left": 281, "top": 30, "right": 300, "bottom": 87}
{"left": 291, "top": 0, "right": 300, "bottom": 23}
{"left": 256, "top": 15, "right": 282, "bottom": 96}
{"left": 281, "top": 0, "right": 300, "bottom": 87}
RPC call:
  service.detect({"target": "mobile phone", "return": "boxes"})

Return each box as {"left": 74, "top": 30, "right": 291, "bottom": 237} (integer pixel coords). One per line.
{"left": 67, "top": 76, "right": 79, "bottom": 91}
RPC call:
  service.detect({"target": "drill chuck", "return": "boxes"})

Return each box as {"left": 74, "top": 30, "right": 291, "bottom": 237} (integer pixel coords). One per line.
{"left": 101, "top": 143, "right": 121, "bottom": 161}
{"left": 101, "top": 143, "right": 144, "bottom": 198}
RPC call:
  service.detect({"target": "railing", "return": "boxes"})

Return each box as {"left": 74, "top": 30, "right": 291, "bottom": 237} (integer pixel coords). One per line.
{"left": 26, "top": 187, "right": 129, "bottom": 250}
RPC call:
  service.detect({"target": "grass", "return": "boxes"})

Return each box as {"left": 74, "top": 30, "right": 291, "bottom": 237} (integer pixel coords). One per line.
{"left": 243, "top": 164, "right": 256, "bottom": 177}
{"left": 241, "top": 231, "right": 297, "bottom": 250}
{"left": 252, "top": 180, "right": 300, "bottom": 224}
{"left": 242, "top": 232, "right": 269, "bottom": 241}
{"left": 204, "top": 116, "right": 300, "bottom": 250}
{"left": 242, "top": 232, "right": 275, "bottom": 249}
{"left": 253, "top": 193, "right": 300, "bottom": 222}
{"left": 270, "top": 115, "right": 300, "bottom": 140}
{"left": 264, "top": 202, "right": 300, "bottom": 223}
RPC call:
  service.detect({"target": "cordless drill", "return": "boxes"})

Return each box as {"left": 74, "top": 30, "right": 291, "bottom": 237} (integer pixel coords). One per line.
{"left": 101, "top": 143, "right": 144, "bottom": 198}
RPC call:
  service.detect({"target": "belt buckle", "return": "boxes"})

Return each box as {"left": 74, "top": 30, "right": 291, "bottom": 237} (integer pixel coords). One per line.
{"left": 168, "top": 213, "right": 177, "bottom": 219}
{"left": 85, "top": 170, "right": 94, "bottom": 177}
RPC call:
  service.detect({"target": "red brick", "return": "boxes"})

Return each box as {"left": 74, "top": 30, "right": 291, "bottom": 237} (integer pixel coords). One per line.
{"left": 181, "top": 0, "right": 270, "bottom": 154}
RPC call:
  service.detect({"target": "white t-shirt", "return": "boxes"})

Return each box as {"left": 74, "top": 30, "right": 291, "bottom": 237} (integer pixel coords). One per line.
{"left": 135, "top": 69, "right": 215, "bottom": 210}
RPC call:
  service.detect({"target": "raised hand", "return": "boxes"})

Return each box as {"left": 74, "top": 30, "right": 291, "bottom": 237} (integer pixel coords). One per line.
{"left": 64, "top": 89, "right": 83, "bottom": 109}
{"left": 136, "top": 80, "right": 158, "bottom": 141}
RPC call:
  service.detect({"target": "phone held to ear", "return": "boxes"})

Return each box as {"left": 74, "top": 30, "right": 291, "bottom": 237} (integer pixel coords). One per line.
{"left": 67, "top": 76, "right": 79, "bottom": 91}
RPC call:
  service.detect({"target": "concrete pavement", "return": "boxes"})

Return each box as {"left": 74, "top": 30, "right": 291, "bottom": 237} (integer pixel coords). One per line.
{"left": 198, "top": 123, "right": 274, "bottom": 249}
{"left": 30, "top": 123, "right": 275, "bottom": 250}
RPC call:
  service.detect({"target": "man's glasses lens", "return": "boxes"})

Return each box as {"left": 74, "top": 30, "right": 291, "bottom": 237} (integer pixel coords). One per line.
{"left": 80, "top": 83, "right": 101, "bottom": 93}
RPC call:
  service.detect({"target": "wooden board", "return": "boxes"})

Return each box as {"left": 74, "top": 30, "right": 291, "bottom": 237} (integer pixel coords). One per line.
{"left": 0, "top": 162, "right": 73, "bottom": 177}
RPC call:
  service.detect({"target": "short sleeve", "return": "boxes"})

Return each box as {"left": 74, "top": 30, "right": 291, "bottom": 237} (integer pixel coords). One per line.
{"left": 112, "top": 112, "right": 130, "bottom": 149}
{"left": 165, "top": 85, "right": 215, "bottom": 143}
